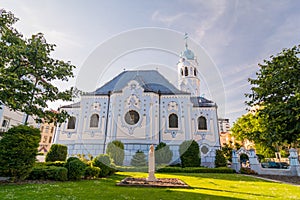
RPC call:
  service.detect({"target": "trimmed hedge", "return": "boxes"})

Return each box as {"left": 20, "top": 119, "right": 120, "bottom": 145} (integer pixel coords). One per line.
{"left": 46, "top": 144, "right": 68, "bottom": 162}
{"left": 157, "top": 167, "right": 235, "bottom": 174}
{"left": 0, "top": 125, "right": 41, "bottom": 181}
{"left": 84, "top": 166, "right": 100, "bottom": 179}
{"left": 179, "top": 140, "right": 200, "bottom": 167}
{"left": 65, "top": 157, "right": 86, "bottom": 180}
{"left": 92, "top": 154, "right": 116, "bottom": 177}
{"left": 28, "top": 166, "right": 68, "bottom": 181}
{"left": 116, "top": 166, "right": 148, "bottom": 172}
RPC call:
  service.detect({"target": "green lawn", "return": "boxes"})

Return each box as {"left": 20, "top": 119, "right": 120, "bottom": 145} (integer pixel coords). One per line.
{"left": 0, "top": 172, "right": 299, "bottom": 200}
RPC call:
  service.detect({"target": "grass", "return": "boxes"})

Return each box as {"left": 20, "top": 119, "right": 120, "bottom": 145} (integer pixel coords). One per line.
{"left": 0, "top": 172, "right": 299, "bottom": 200}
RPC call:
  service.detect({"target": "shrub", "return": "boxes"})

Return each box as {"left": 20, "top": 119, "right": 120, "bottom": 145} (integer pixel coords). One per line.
{"left": 157, "top": 166, "right": 235, "bottom": 173}
{"left": 84, "top": 166, "right": 100, "bottom": 179}
{"left": 65, "top": 157, "right": 86, "bottom": 180}
{"left": 92, "top": 154, "right": 115, "bottom": 177}
{"left": 240, "top": 167, "right": 257, "bottom": 175}
{"left": 46, "top": 144, "right": 68, "bottom": 162}
{"left": 106, "top": 140, "right": 125, "bottom": 166}
{"left": 155, "top": 142, "right": 173, "bottom": 165}
{"left": 215, "top": 149, "right": 227, "bottom": 167}
{"left": 45, "top": 161, "right": 66, "bottom": 167}
{"left": 131, "top": 150, "right": 147, "bottom": 167}
{"left": 179, "top": 140, "right": 200, "bottom": 167}
{"left": 116, "top": 166, "right": 148, "bottom": 172}
{"left": 0, "top": 125, "right": 41, "bottom": 181}
{"left": 28, "top": 166, "right": 68, "bottom": 181}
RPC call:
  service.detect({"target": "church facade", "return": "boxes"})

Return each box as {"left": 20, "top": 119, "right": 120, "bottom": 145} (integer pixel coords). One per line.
{"left": 54, "top": 42, "right": 221, "bottom": 167}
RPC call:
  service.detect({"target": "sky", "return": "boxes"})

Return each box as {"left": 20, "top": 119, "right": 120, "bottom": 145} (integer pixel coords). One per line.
{"left": 1, "top": 0, "right": 300, "bottom": 124}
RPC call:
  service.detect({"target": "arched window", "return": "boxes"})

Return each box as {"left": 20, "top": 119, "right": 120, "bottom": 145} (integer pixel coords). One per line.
{"left": 90, "top": 114, "right": 99, "bottom": 128}
{"left": 181, "top": 68, "right": 183, "bottom": 76}
{"left": 169, "top": 113, "right": 178, "bottom": 128}
{"left": 185, "top": 67, "right": 188, "bottom": 76}
{"left": 194, "top": 68, "right": 197, "bottom": 76}
{"left": 67, "top": 116, "right": 76, "bottom": 129}
{"left": 198, "top": 116, "right": 207, "bottom": 130}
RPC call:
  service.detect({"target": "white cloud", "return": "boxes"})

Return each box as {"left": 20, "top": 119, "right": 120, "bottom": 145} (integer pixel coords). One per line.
{"left": 151, "top": 10, "right": 187, "bottom": 27}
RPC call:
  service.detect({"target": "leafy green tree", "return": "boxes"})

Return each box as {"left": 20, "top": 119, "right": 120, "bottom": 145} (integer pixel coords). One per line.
{"left": 106, "top": 140, "right": 125, "bottom": 166}
{"left": 45, "top": 144, "right": 68, "bottom": 162}
{"left": 179, "top": 140, "right": 200, "bottom": 167}
{"left": 231, "top": 112, "right": 276, "bottom": 157}
{"left": 0, "top": 10, "right": 75, "bottom": 124}
{"left": 246, "top": 45, "right": 300, "bottom": 146}
{"left": 155, "top": 142, "right": 173, "bottom": 165}
{"left": 65, "top": 157, "right": 86, "bottom": 181}
{"left": 0, "top": 125, "right": 40, "bottom": 181}
{"left": 130, "top": 150, "right": 147, "bottom": 167}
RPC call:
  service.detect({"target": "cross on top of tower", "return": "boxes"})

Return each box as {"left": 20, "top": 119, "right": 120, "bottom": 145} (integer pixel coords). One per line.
{"left": 184, "top": 33, "right": 188, "bottom": 49}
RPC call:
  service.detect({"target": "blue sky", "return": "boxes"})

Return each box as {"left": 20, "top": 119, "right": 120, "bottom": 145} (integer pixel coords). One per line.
{"left": 1, "top": 0, "right": 300, "bottom": 124}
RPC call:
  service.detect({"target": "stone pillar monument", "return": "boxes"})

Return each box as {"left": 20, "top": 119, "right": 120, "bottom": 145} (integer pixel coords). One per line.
{"left": 147, "top": 144, "right": 158, "bottom": 182}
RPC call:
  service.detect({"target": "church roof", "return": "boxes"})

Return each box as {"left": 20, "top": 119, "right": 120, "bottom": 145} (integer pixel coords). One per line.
{"left": 190, "top": 96, "right": 216, "bottom": 107}
{"left": 60, "top": 101, "right": 80, "bottom": 109}
{"left": 91, "top": 70, "right": 188, "bottom": 95}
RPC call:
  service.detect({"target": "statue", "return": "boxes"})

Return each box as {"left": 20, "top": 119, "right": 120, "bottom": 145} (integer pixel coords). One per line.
{"left": 147, "top": 144, "right": 157, "bottom": 182}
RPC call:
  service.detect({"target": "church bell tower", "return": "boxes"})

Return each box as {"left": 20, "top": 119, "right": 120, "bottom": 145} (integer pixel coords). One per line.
{"left": 177, "top": 33, "right": 200, "bottom": 97}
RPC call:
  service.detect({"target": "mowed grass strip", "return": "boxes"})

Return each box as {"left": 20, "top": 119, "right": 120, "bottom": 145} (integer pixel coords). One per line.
{"left": 0, "top": 172, "right": 299, "bottom": 200}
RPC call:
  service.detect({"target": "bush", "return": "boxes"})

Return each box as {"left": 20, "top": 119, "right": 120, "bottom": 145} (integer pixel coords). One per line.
{"left": 45, "top": 161, "right": 66, "bottom": 167}
{"left": 28, "top": 166, "right": 68, "bottom": 181}
{"left": 84, "top": 166, "right": 100, "bottom": 179}
{"left": 116, "top": 166, "right": 148, "bottom": 172}
{"left": 46, "top": 144, "right": 68, "bottom": 162}
{"left": 179, "top": 140, "right": 200, "bottom": 167}
{"left": 106, "top": 140, "right": 125, "bottom": 166}
{"left": 215, "top": 150, "right": 227, "bottom": 167}
{"left": 240, "top": 167, "right": 257, "bottom": 175}
{"left": 92, "top": 154, "right": 115, "bottom": 177}
{"left": 157, "top": 166, "right": 235, "bottom": 173}
{"left": 131, "top": 150, "right": 147, "bottom": 167}
{"left": 65, "top": 157, "right": 86, "bottom": 180}
{"left": 155, "top": 142, "right": 173, "bottom": 165}
{"left": 0, "top": 125, "right": 41, "bottom": 181}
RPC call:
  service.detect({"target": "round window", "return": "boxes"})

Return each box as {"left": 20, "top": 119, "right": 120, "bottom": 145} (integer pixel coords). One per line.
{"left": 124, "top": 110, "right": 140, "bottom": 125}
{"left": 201, "top": 146, "right": 209, "bottom": 154}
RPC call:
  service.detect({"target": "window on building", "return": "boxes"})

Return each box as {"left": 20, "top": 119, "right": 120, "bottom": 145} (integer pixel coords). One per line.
{"left": 2, "top": 119, "right": 8, "bottom": 127}
{"left": 124, "top": 110, "right": 140, "bottom": 125}
{"left": 181, "top": 69, "right": 183, "bottom": 76}
{"left": 45, "top": 126, "right": 49, "bottom": 133}
{"left": 184, "top": 67, "right": 188, "bottom": 76}
{"left": 42, "top": 136, "right": 48, "bottom": 143}
{"left": 198, "top": 116, "right": 207, "bottom": 130}
{"left": 67, "top": 117, "right": 76, "bottom": 129}
{"left": 194, "top": 68, "right": 197, "bottom": 76}
{"left": 90, "top": 114, "right": 99, "bottom": 128}
{"left": 169, "top": 113, "right": 178, "bottom": 128}
{"left": 40, "top": 126, "right": 44, "bottom": 132}
{"left": 48, "top": 136, "right": 52, "bottom": 143}
{"left": 51, "top": 127, "right": 54, "bottom": 134}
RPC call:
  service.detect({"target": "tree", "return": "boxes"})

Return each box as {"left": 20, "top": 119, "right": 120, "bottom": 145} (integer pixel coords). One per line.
{"left": 231, "top": 112, "right": 276, "bottom": 157}
{"left": 0, "top": 10, "right": 75, "bottom": 124}
{"left": 106, "top": 140, "right": 125, "bottom": 166}
{"left": 130, "top": 150, "right": 147, "bottom": 167}
{"left": 45, "top": 144, "right": 68, "bottom": 162}
{"left": 92, "top": 154, "right": 115, "bottom": 177}
{"left": 215, "top": 150, "right": 227, "bottom": 167}
{"left": 179, "top": 140, "right": 200, "bottom": 167}
{"left": 155, "top": 142, "right": 173, "bottom": 165}
{"left": 246, "top": 45, "right": 300, "bottom": 147}
{"left": 0, "top": 125, "right": 40, "bottom": 181}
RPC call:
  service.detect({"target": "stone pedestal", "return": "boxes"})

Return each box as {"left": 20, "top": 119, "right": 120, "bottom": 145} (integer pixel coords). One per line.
{"left": 147, "top": 144, "right": 157, "bottom": 182}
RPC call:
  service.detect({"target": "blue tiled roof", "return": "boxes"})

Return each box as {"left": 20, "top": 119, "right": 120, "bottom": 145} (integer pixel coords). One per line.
{"left": 91, "top": 70, "right": 188, "bottom": 95}
{"left": 190, "top": 96, "right": 216, "bottom": 107}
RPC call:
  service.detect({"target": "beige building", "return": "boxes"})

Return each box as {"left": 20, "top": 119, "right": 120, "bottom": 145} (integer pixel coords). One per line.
{"left": 38, "top": 122, "right": 56, "bottom": 154}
